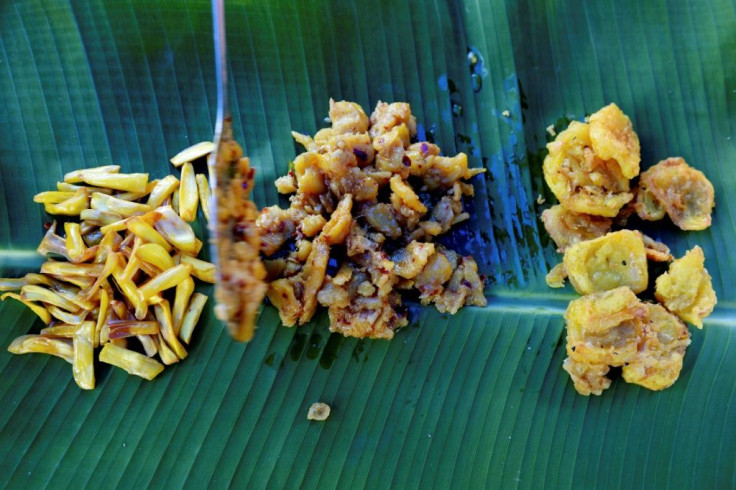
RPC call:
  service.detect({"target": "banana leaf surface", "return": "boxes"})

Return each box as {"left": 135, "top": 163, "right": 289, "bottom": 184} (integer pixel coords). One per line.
{"left": 0, "top": 0, "right": 734, "bottom": 487}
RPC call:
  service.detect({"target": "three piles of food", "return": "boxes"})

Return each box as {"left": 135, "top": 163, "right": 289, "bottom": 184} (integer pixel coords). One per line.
{"left": 541, "top": 103, "right": 716, "bottom": 395}
{"left": 1, "top": 99, "right": 717, "bottom": 397}
{"left": 1, "top": 100, "right": 487, "bottom": 389}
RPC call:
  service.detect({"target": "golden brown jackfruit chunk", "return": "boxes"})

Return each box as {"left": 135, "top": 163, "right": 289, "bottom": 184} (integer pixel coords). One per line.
{"left": 635, "top": 157, "right": 714, "bottom": 231}
{"left": 655, "top": 246, "right": 716, "bottom": 328}
{"left": 563, "top": 230, "right": 648, "bottom": 295}
{"left": 543, "top": 120, "right": 633, "bottom": 217}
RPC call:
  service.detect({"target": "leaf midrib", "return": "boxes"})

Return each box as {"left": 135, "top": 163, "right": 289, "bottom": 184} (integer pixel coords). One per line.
{"left": 2, "top": 247, "right": 732, "bottom": 326}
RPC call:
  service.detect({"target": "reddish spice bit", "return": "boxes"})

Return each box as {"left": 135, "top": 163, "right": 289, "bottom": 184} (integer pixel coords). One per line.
{"left": 247, "top": 168, "right": 255, "bottom": 179}
{"left": 402, "top": 155, "right": 411, "bottom": 167}
{"left": 43, "top": 222, "right": 52, "bottom": 230}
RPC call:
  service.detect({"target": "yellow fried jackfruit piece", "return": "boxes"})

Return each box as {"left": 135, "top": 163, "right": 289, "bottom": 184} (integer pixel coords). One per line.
{"left": 636, "top": 157, "right": 715, "bottom": 231}
{"left": 545, "top": 263, "right": 567, "bottom": 288}
{"left": 562, "top": 357, "right": 611, "bottom": 396}
{"left": 641, "top": 233, "right": 674, "bottom": 262}
{"left": 563, "top": 230, "right": 648, "bottom": 295}
{"left": 541, "top": 204, "right": 612, "bottom": 252}
{"left": 622, "top": 303, "right": 690, "bottom": 391}
{"left": 588, "top": 103, "right": 641, "bottom": 179}
{"left": 655, "top": 246, "right": 716, "bottom": 328}
{"left": 565, "top": 286, "right": 648, "bottom": 366}
{"left": 543, "top": 121, "right": 633, "bottom": 217}
{"left": 633, "top": 186, "right": 666, "bottom": 221}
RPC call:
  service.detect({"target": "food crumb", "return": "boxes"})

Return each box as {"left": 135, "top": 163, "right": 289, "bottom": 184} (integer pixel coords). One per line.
{"left": 546, "top": 125, "right": 556, "bottom": 137}
{"left": 536, "top": 194, "right": 546, "bottom": 205}
{"left": 308, "top": 402, "right": 331, "bottom": 421}
{"left": 501, "top": 110, "right": 511, "bottom": 118}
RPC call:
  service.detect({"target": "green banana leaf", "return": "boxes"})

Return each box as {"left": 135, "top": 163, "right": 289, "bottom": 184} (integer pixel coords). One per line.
{"left": 1, "top": 0, "right": 735, "bottom": 487}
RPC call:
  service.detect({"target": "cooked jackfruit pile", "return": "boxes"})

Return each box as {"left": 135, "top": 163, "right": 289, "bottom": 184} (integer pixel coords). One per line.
{"left": 259, "top": 100, "right": 487, "bottom": 339}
